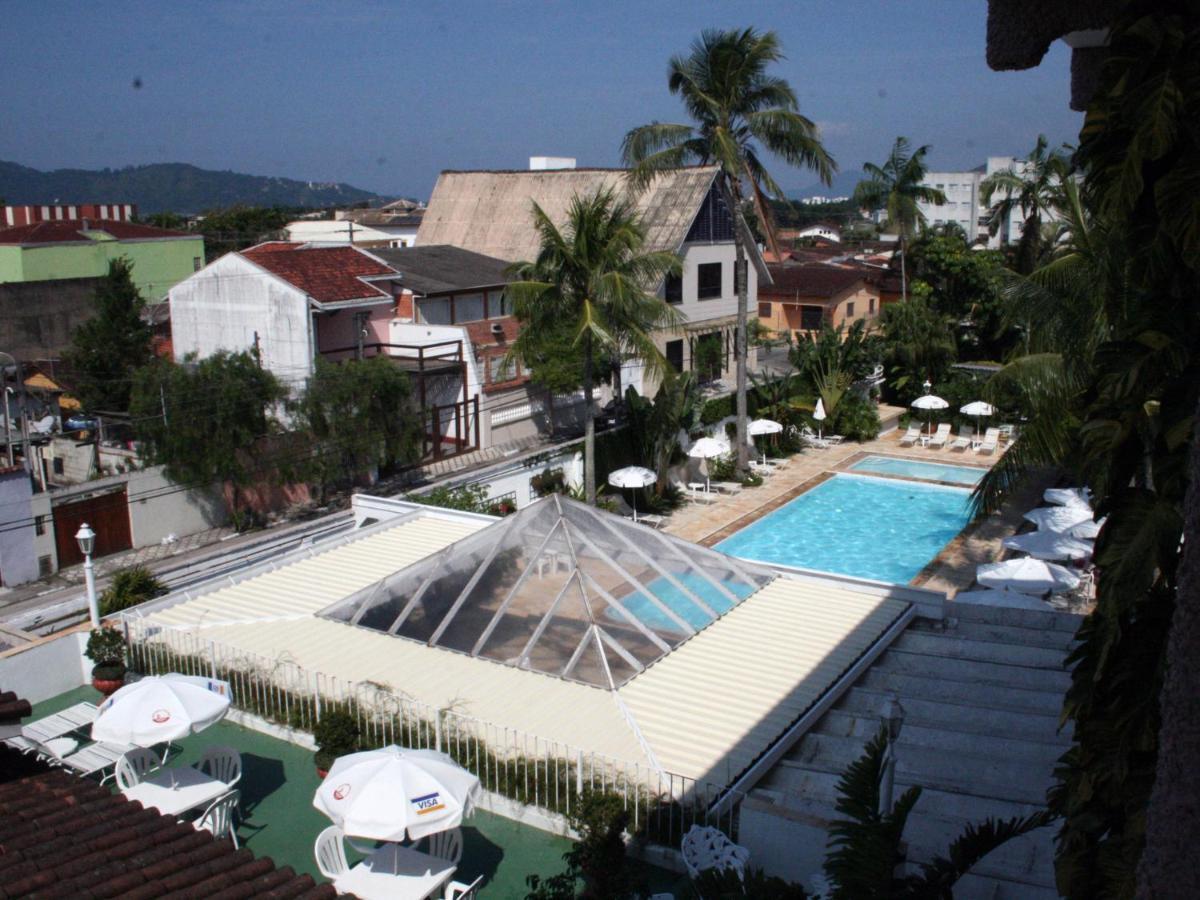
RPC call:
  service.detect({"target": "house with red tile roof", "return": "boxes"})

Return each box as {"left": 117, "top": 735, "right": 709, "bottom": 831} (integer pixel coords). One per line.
{"left": 758, "top": 263, "right": 883, "bottom": 340}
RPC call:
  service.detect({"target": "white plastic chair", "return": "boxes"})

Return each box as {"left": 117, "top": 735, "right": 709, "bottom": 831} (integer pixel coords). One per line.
{"left": 194, "top": 745, "right": 242, "bottom": 787}
{"left": 116, "top": 747, "right": 161, "bottom": 790}
{"left": 444, "top": 875, "right": 485, "bottom": 898}
{"left": 314, "top": 825, "right": 349, "bottom": 880}
{"left": 680, "top": 824, "right": 750, "bottom": 880}
{"left": 195, "top": 789, "right": 240, "bottom": 848}
{"left": 425, "top": 827, "right": 464, "bottom": 866}
{"left": 898, "top": 425, "right": 920, "bottom": 447}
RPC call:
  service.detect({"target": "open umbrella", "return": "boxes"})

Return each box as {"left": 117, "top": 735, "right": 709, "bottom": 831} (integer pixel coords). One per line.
{"left": 911, "top": 394, "right": 949, "bottom": 437}
{"left": 688, "top": 437, "right": 730, "bottom": 493}
{"left": 977, "top": 558, "right": 1080, "bottom": 595}
{"left": 1002, "top": 530, "right": 1094, "bottom": 561}
{"left": 607, "top": 466, "right": 656, "bottom": 522}
{"left": 1023, "top": 505, "right": 1104, "bottom": 538}
{"left": 314, "top": 746, "right": 482, "bottom": 842}
{"left": 748, "top": 419, "right": 782, "bottom": 465}
{"left": 1044, "top": 487, "right": 1092, "bottom": 509}
{"left": 959, "top": 400, "right": 994, "bottom": 442}
{"left": 954, "top": 588, "right": 1053, "bottom": 611}
{"left": 91, "top": 673, "right": 231, "bottom": 746}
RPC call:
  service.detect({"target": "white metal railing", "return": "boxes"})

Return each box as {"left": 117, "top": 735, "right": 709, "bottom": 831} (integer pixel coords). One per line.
{"left": 124, "top": 620, "right": 741, "bottom": 845}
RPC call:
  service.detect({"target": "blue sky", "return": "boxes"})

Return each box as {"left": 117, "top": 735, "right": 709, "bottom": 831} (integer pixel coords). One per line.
{"left": 2, "top": 1, "right": 1081, "bottom": 199}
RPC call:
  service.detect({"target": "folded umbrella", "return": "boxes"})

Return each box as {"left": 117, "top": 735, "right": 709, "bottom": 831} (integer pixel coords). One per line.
{"left": 976, "top": 558, "right": 1081, "bottom": 595}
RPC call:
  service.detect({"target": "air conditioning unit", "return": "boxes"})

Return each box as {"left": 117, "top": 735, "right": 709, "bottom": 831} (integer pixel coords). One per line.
{"left": 490, "top": 322, "right": 505, "bottom": 335}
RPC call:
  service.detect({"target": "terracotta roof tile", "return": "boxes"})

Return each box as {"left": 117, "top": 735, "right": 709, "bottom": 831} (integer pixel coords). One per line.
{"left": 0, "top": 220, "right": 192, "bottom": 245}
{"left": 242, "top": 242, "right": 397, "bottom": 304}
{"left": 761, "top": 263, "right": 870, "bottom": 298}
{"left": 0, "top": 691, "right": 31, "bottom": 726}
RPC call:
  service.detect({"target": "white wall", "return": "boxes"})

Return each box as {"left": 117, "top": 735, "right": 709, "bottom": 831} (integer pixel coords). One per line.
{"left": 169, "top": 253, "right": 315, "bottom": 383}
{"left": 673, "top": 242, "right": 758, "bottom": 325}
{"left": 285, "top": 220, "right": 419, "bottom": 247}
{"left": 125, "top": 465, "right": 227, "bottom": 546}
{"left": 0, "top": 631, "right": 90, "bottom": 704}
{"left": 0, "top": 470, "right": 38, "bottom": 586}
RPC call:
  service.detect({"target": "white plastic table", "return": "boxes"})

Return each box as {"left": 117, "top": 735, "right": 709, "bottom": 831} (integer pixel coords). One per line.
{"left": 122, "top": 766, "right": 227, "bottom": 817}
{"left": 334, "top": 844, "right": 456, "bottom": 900}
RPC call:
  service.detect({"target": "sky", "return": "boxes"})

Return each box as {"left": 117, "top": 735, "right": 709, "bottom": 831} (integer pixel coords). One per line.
{"left": 2, "top": 1, "right": 1082, "bottom": 200}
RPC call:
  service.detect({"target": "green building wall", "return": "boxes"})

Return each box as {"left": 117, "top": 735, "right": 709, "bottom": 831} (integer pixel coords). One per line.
{"left": 0, "top": 233, "right": 204, "bottom": 301}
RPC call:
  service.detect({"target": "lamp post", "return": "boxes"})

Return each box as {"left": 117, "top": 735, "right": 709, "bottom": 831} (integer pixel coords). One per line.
{"left": 878, "top": 694, "right": 906, "bottom": 817}
{"left": 922, "top": 378, "right": 932, "bottom": 396}
{"left": 75, "top": 523, "right": 100, "bottom": 629}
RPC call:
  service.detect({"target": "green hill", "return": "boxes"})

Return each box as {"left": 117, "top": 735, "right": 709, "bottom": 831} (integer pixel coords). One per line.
{"left": 0, "top": 160, "right": 383, "bottom": 214}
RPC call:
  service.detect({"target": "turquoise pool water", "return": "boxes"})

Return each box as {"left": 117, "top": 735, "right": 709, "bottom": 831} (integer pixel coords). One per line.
{"left": 606, "top": 570, "right": 756, "bottom": 632}
{"left": 850, "top": 455, "right": 986, "bottom": 486}
{"left": 717, "top": 473, "right": 973, "bottom": 584}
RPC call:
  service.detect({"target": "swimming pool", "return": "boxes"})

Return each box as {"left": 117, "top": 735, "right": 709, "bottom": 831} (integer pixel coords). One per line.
{"left": 717, "top": 473, "right": 973, "bottom": 583}
{"left": 850, "top": 455, "right": 986, "bottom": 486}
{"left": 606, "top": 570, "right": 757, "bottom": 632}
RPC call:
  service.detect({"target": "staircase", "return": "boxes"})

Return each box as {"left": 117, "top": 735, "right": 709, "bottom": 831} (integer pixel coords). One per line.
{"left": 744, "top": 602, "right": 1079, "bottom": 899}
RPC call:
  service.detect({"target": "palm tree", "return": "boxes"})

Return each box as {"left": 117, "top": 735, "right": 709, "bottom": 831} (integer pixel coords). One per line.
{"left": 980, "top": 134, "right": 1070, "bottom": 274}
{"left": 505, "top": 188, "right": 681, "bottom": 504}
{"left": 622, "top": 27, "right": 835, "bottom": 476}
{"left": 853, "top": 138, "right": 946, "bottom": 302}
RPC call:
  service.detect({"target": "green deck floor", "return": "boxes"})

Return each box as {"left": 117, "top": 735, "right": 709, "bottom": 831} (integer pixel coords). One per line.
{"left": 31, "top": 686, "right": 686, "bottom": 899}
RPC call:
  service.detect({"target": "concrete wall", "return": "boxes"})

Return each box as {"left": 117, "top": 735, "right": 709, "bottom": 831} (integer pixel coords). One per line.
{"left": 0, "top": 468, "right": 38, "bottom": 586}
{"left": 125, "top": 465, "right": 226, "bottom": 546}
{"left": 314, "top": 304, "right": 394, "bottom": 357}
{"left": 0, "top": 631, "right": 90, "bottom": 704}
{"left": 169, "top": 253, "right": 315, "bottom": 382}
{"left": 0, "top": 277, "right": 104, "bottom": 361}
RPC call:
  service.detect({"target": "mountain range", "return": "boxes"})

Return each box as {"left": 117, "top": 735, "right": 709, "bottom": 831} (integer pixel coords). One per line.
{"left": 0, "top": 161, "right": 384, "bottom": 214}
{"left": 787, "top": 170, "right": 864, "bottom": 200}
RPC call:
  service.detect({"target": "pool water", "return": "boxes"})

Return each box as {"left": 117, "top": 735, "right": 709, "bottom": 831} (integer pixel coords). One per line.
{"left": 606, "top": 571, "right": 756, "bottom": 632}
{"left": 850, "top": 455, "right": 985, "bottom": 486}
{"left": 717, "top": 474, "right": 973, "bottom": 584}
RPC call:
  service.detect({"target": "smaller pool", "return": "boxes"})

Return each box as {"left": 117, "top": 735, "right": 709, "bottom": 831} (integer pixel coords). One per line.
{"left": 606, "top": 571, "right": 756, "bottom": 633}
{"left": 850, "top": 455, "right": 986, "bottom": 486}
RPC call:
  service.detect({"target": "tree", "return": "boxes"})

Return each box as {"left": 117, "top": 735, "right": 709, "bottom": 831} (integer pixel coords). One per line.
{"left": 516, "top": 322, "right": 585, "bottom": 436}
{"left": 506, "top": 188, "right": 681, "bottom": 504}
{"left": 622, "top": 27, "right": 835, "bottom": 477}
{"left": 64, "top": 258, "right": 154, "bottom": 413}
{"left": 290, "top": 356, "right": 422, "bottom": 501}
{"left": 876, "top": 298, "right": 956, "bottom": 402}
{"left": 129, "top": 351, "right": 286, "bottom": 514}
{"left": 790, "top": 320, "right": 878, "bottom": 420}
{"left": 624, "top": 373, "right": 700, "bottom": 494}
{"left": 853, "top": 138, "right": 946, "bottom": 302}
{"left": 524, "top": 791, "right": 645, "bottom": 900}
{"left": 980, "top": 134, "right": 1070, "bottom": 274}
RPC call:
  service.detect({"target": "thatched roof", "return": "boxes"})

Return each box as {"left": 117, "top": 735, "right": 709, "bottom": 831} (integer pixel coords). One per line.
{"left": 416, "top": 165, "right": 768, "bottom": 279}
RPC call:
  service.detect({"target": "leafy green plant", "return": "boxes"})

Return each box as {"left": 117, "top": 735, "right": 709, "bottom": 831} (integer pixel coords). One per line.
{"left": 313, "top": 709, "right": 360, "bottom": 772}
{"left": 531, "top": 468, "right": 566, "bottom": 497}
{"left": 689, "top": 867, "right": 809, "bottom": 898}
{"left": 85, "top": 626, "right": 127, "bottom": 679}
{"left": 525, "top": 790, "right": 645, "bottom": 900}
{"left": 409, "top": 483, "right": 492, "bottom": 514}
{"left": 99, "top": 566, "right": 168, "bottom": 615}
{"left": 829, "top": 393, "right": 881, "bottom": 442}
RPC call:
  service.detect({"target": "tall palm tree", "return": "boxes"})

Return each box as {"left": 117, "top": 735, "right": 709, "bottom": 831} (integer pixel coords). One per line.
{"left": 853, "top": 137, "right": 946, "bottom": 302}
{"left": 622, "top": 27, "right": 835, "bottom": 476}
{"left": 505, "top": 189, "right": 682, "bottom": 504}
{"left": 980, "top": 134, "right": 1071, "bottom": 274}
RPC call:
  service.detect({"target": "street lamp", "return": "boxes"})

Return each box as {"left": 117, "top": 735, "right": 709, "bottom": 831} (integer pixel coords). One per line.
{"left": 878, "top": 694, "right": 906, "bottom": 816}
{"left": 75, "top": 522, "right": 100, "bottom": 629}
{"left": 922, "top": 378, "right": 932, "bottom": 396}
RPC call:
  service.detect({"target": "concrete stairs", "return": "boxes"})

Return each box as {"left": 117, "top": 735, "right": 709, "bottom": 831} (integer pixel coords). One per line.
{"left": 747, "top": 602, "right": 1079, "bottom": 899}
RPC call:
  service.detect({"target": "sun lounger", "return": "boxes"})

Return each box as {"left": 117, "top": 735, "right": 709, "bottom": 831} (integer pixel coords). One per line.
{"left": 949, "top": 425, "right": 973, "bottom": 451}
{"left": 749, "top": 461, "right": 776, "bottom": 476}
{"left": 673, "top": 480, "right": 718, "bottom": 503}
{"left": 898, "top": 425, "right": 921, "bottom": 447}
{"left": 636, "top": 513, "right": 666, "bottom": 528}
{"left": 928, "top": 423, "right": 952, "bottom": 448}
{"left": 977, "top": 427, "right": 1000, "bottom": 454}
{"left": 710, "top": 481, "right": 743, "bottom": 494}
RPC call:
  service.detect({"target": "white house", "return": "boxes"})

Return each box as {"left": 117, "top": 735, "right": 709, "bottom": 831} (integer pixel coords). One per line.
{"left": 284, "top": 202, "right": 423, "bottom": 249}
{"left": 416, "top": 160, "right": 770, "bottom": 395}
{"left": 917, "top": 156, "right": 1061, "bottom": 248}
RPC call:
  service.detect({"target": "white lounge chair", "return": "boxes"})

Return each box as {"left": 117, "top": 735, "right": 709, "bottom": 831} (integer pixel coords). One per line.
{"left": 928, "top": 423, "right": 952, "bottom": 448}
{"left": 748, "top": 461, "right": 776, "bottom": 477}
{"left": 898, "top": 425, "right": 921, "bottom": 447}
{"left": 710, "top": 481, "right": 743, "bottom": 494}
{"left": 949, "top": 425, "right": 973, "bottom": 451}
{"left": 672, "top": 480, "right": 718, "bottom": 503}
{"left": 635, "top": 513, "right": 666, "bottom": 528}
{"left": 977, "top": 427, "right": 1000, "bottom": 454}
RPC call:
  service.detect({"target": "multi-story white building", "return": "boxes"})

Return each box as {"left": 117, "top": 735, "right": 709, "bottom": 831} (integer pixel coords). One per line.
{"left": 917, "top": 156, "right": 1051, "bottom": 248}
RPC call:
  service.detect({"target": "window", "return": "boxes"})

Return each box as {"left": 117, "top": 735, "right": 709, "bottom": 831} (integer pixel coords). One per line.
{"left": 685, "top": 186, "right": 735, "bottom": 242}
{"left": 846, "top": 302, "right": 856, "bottom": 318}
{"left": 488, "top": 355, "right": 516, "bottom": 383}
{"left": 38, "top": 556, "right": 52, "bottom": 578}
{"left": 664, "top": 273, "right": 682, "bottom": 304}
{"left": 869, "top": 297, "right": 876, "bottom": 314}
{"left": 418, "top": 298, "right": 452, "bottom": 325}
{"left": 697, "top": 263, "right": 722, "bottom": 300}
{"left": 665, "top": 339, "right": 684, "bottom": 373}
{"left": 34, "top": 515, "right": 45, "bottom": 536}
{"left": 758, "top": 302, "right": 772, "bottom": 319}
{"left": 800, "top": 306, "right": 824, "bottom": 331}
{"left": 52, "top": 458, "right": 64, "bottom": 476}
{"left": 193, "top": 257, "right": 202, "bottom": 271}
{"left": 453, "top": 293, "right": 485, "bottom": 323}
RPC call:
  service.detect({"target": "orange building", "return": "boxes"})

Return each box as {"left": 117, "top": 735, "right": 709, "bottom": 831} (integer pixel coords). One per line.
{"left": 758, "top": 264, "right": 882, "bottom": 340}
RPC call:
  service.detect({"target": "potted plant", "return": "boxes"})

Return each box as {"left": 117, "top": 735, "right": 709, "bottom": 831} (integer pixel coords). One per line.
{"left": 313, "top": 709, "right": 359, "bottom": 778}
{"left": 85, "top": 626, "right": 128, "bottom": 696}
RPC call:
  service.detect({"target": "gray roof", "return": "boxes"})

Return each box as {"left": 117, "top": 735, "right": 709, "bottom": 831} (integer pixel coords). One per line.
{"left": 371, "top": 245, "right": 511, "bottom": 296}
{"left": 417, "top": 165, "right": 749, "bottom": 264}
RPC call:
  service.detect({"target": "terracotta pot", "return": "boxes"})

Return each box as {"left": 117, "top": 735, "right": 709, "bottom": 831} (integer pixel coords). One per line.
{"left": 316, "top": 767, "right": 329, "bottom": 780}
{"left": 92, "top": 676, "right": 124, "bottom": 696}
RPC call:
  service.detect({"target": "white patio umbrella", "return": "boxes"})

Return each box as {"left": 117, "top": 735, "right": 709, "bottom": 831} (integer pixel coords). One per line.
{"left": 313, "top": 746, "right": 482, "bottom": 842}
{"left": 747, "top": 418, "right": 783, "bottom": 465}
{"left": 91, "top": 673, "right": 231, "bottom": 746}
{"left": 1002, "top": 530, "right": 1094, "bottom": 562}
{"left": 813, "top": 399, "right": 827, "bottom": 440}
{"left": 1023, "top": 505, "right": 1105, "bottom": 538}
{"left": 954, "top": 588, "right": 1053, "bottom": 611}
{"left": 959, "top": 400, "right": 994, "bottom": 441}
{"left": 911, "top": 393, "right": 949, "bottom": 437}
{"left": 688, "top": 437, "right": 730, "bottom": 492}
{"left": 977, "top": 558, "right": 1081, "bottom": 595}
{"left": 1044, "top": 487, "right": 1092, "bottom": 509}
{"left": 607, "top": 465, "right": 656, "bottom": 522}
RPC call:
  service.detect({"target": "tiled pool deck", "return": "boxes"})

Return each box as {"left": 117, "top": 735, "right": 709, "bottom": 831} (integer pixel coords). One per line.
{"left": 664, "top": 431, "right": 1052, "bottom": 597}
{"left": 30, "top": 687, "right": 685, "bottom": 899}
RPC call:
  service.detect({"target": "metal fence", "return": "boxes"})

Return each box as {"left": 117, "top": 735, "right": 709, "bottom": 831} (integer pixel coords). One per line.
{"left": 125, "top": 620, "right": 742, "bottom": 845}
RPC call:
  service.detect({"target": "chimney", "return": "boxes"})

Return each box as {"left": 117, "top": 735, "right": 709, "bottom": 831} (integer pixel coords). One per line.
{"left": 529, "top": 156, "right": 577, "bottom": 171}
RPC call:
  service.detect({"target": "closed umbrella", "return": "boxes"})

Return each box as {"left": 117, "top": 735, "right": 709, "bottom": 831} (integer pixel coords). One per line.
{"left": 954, "top": 588, "right": 1053, "bottom": 611}
{"left": 314, "top": 746, "right": 482, "bottom": 842}
{"left": 959, "top": 400, "right": 994, "bottom": 442}
{"left": 688, "top": 437, "right": 730, "bottom": 493}
{"left": 911, "top": 394, "right": 949, "bottom": 438}
{"left": 91, "top": 673, "right": 231, "bottom": 746}
{"left": 1002, "top": 530, "right": 1094, "bottom": 561}
{"left": 748, "top": 418, "right": 782, "bottom": 465}
{"left": 1023, "top": 505, "right": 1104, "bottom": 538}
{"left": 607, "top": 465, "right": 656, "bottom": 522}
{"left": 813, "top": 399, "right": 827, "bottom": 440}
{"left": 977, "top": 558, "right": 1080, "bottom": 595}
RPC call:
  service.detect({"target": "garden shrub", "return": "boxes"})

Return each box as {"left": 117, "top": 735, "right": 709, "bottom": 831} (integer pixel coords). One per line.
{"left": 100, "top": 565, "right": 169, "bottom": 615}
{"left": 830, "top": 392, "right": 881, "bottom": 442}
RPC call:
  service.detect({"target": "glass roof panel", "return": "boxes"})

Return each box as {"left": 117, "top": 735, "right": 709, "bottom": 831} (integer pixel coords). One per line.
{"left": 318, "top": 495, "right": 775, "bottom": 689}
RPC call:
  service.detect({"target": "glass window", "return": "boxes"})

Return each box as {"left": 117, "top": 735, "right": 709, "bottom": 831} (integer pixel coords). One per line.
{"left": 664, "top": 273, "right": 682, "bottom": 304}
{"left": 758, "top": 302, "right": 771, "bottom": 319}
{"left": 869, "top": 297, "right": 876, "bottom": 314}
{"left": 846, "top": 301, "right": 856, "bottom": 318}
{"left": 454, "top": 293, "right": 484, "bottom": 323}
{"left": 697, "top": 263, "right": 722, "bottom": 300}
{"left": 800, "top": 306, "right": 823, "bottom": 330}
{"left": 489, "top": 355, "right": 516, "bottom": 383}
{"left": 418, "top": 298, "right": 451, "bottom": 325}
{"left": 666, "top": 339, "right": 683, "bottom": 372}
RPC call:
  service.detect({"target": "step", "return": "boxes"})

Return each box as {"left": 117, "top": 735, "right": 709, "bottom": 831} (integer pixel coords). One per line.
{"left": 890, "top": 631, "right": 1071, "bottom": 671}
{"left": 854, "top": 669, "right": 1067, "bottom": 718}
{"left": 834, "top": 687, "right": 1071, "bottom": 744}
{"left": 944, "top": 600, "right": 1082, "bottom": 633}
{"left": 870, "top": 649, "right": 1073, "bottom": 694}
{"left": 909, "top": 616, "right": 1077, "bottom": 653}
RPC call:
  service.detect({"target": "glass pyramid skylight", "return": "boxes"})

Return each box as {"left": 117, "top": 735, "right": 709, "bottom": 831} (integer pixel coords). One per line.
{"left": 319, "top": 494, "right": 775, "bottom": 689}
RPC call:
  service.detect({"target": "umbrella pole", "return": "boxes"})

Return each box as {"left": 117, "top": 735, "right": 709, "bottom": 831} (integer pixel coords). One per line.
{"left": 632, "top": 489, "right": 638, "bottom": 523}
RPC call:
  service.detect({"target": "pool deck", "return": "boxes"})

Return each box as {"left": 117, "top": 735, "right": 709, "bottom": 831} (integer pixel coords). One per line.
{"left": 664, "top": 430, "right": 1053, "bottom": 599}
